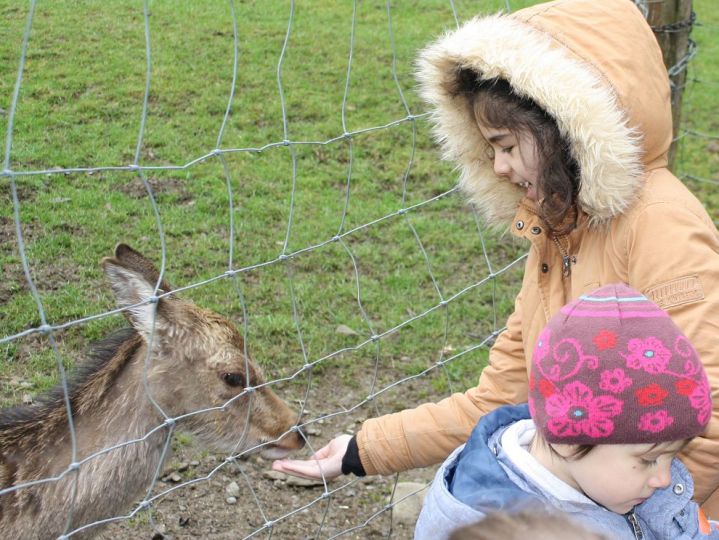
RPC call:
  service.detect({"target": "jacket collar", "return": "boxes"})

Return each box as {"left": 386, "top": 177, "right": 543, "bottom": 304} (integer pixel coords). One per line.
{"left": 448, "top": 404, "right": 535, "bottom": 510}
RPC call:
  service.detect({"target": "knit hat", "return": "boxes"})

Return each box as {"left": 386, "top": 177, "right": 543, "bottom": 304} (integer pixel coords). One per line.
{"left": 528, "top": 283, "right": 711, "bottom": 445}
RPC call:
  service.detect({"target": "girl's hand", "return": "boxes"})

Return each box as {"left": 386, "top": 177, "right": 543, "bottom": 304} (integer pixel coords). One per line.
{"left": 272, "top": 434, "right": 352, "bottom": 480}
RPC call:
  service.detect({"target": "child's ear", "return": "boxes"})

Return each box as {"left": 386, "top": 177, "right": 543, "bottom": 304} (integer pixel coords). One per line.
{"left": 549, "top": 443, "right": 579, "bottom": 459}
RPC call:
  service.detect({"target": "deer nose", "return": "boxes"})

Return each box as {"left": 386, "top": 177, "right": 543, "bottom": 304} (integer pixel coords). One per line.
{"left": 293, "top": 427, "right": 306, "bottom": 449}
{"left": 279, "top": 426, "right": 306, "bottom": 450}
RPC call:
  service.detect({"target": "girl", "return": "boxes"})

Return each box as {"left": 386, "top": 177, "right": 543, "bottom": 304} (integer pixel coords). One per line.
{"left": 415, "top": 284, "right": 718, "bottom": 539}
{"left": 273, "top": 0, "right": 719, "bottom": 513}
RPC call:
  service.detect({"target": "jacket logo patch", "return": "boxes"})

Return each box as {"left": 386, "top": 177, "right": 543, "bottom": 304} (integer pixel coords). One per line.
{"left": 645, "top": 275, "right": 704, "bottom": 309}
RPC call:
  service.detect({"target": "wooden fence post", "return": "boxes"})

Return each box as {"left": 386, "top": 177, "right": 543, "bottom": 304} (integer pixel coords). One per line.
{"left": 645, "top": 0, "right": 695, "bottom": 169}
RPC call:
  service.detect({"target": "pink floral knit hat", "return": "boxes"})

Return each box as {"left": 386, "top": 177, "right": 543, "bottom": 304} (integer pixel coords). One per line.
{"left": 528, "top": 283, "right": 711, "bottom": 445}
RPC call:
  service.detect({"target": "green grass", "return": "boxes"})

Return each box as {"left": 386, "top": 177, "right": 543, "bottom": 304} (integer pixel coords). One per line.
{"left": 0, "top": 0, "right": 716, "bottom": 413}
{"left": 678, "top": 0, "right": 719, "bottom": 214}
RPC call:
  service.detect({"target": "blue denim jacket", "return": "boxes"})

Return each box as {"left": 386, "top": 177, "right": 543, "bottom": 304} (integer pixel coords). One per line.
{"left": 415, "top": 404, "right": 719, "bottom": 540}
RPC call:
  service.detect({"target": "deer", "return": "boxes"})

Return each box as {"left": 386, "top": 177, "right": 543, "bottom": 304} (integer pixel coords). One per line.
{"left": 0, "top": 244, "right": 305, "bottom": 539}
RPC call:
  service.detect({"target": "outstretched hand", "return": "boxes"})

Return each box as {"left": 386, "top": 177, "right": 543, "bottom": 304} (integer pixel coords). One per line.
{"left": 272, "top": 434, "right": 352, "bottom": 481}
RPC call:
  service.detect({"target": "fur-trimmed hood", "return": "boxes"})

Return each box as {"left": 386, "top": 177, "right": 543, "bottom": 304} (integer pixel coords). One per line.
{"left": 417, "top": 0, "right": 673, "bottom": 226}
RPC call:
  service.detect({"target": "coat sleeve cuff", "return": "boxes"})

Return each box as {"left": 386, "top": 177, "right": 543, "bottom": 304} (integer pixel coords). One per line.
{"left": 341, "top": 435, "right": 366, "bottom": 476}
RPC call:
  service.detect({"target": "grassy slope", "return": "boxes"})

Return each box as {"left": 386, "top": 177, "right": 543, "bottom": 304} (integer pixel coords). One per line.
{"left": 0, "top": 0, "right": 715, "bottom": 416}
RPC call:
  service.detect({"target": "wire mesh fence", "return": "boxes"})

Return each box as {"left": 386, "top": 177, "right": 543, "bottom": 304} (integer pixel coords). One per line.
{"left": 1, "top": 0, "right": 716, "bottom": 538}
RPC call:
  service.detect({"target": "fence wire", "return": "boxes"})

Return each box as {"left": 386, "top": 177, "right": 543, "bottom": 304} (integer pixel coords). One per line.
{"left": 1, "top": 1, "right": 716, "bottom": 539}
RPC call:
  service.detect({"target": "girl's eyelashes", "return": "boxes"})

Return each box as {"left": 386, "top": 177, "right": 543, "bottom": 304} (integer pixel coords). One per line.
{"left": 501, "top": 146, "right": 514, "bottom": 154}
{"left": 640, "top": 458, "right": 658, "bottom": 467}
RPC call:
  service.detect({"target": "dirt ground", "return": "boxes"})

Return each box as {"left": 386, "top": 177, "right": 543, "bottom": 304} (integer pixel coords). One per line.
{"left": 99, "top": 448, "right": 435, "bottom": 540}
{"left": 95, "top": 382, "right": 440, "bottom": 540}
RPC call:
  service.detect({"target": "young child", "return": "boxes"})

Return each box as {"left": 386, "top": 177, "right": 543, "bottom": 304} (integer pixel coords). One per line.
{"left": 415, "top": 284, "right": 718, "bottom": 540}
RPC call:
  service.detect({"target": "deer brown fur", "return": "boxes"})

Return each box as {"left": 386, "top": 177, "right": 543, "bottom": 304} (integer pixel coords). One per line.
{"left": 0, "top": 244, "right": 304, "bottom": 539}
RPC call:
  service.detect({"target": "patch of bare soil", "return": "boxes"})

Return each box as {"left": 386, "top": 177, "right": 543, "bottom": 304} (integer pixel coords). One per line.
{"left": 0, "top": 216, "right": 37, "bottom": 305}
{"left": 95, "top": 377, "right": 440, "bottom": 540}
{"left": 116, "top": 176, "right": 195, "bottom": 205}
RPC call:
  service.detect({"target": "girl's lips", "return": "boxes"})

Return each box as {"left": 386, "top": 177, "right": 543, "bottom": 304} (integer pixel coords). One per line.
{"left": 511, "top": 179, "right": 538, "bottom": 201}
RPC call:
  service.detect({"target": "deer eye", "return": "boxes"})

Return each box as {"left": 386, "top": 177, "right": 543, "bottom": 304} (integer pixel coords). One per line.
{"left": 220, "top": 372, "right": 245, "bottom": 388}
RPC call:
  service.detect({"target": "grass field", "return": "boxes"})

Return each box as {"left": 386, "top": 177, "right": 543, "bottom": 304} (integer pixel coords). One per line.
{"left": 1, "top": 0, "right": 717, "bottom": 403}
{"left": 0, "top": 0, "right": 534, "bottom": 408}
{"left": 0, "top": 0, "right": 716, "bottom": 410}
{"left": 1, "top": 0, "right": 717, "bottom": 537}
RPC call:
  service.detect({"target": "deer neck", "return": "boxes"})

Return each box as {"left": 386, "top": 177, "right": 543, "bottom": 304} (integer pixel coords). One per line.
{"left": 0, "top": 336, "right": 176, "bottom": 538}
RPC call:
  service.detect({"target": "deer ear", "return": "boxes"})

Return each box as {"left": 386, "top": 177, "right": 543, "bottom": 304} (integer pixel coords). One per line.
{"left": 102, "top": 244, "right": 172, "bottom": 339}
{"left": 111, "top": 243, "right": 173, "bottom": 292}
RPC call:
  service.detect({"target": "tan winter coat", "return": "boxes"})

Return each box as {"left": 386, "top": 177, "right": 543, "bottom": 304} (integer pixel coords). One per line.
{"left": 356, "top": 0, "right": 719, "bottom": 512}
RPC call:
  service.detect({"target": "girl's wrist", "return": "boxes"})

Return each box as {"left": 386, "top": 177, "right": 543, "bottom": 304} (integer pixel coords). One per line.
{"left": 341, "top": 435, "right": 366, "bottom": 476}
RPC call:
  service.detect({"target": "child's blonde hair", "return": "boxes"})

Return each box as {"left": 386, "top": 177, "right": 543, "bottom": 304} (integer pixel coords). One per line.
{"left": 448, "top": 508, "right": 609, "bottom": 540}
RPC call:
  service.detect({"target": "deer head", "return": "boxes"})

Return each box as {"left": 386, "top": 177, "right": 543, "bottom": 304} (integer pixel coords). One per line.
{"left": 101, "top": 244, "right": 304, "bottom": 458}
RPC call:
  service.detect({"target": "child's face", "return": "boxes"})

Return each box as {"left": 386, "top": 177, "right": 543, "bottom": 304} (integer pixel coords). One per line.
{"left": 551, "top": 440, "right": 684, "bottom": 514}
{"left": 477, "top": 123, "right": 541, "bottom": 201}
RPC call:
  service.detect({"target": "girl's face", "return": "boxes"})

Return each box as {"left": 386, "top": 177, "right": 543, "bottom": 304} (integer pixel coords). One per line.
{"left": 477, "top": 123, "right": 541, "bottom": 201}
{"left": 543, "top": 440, "right": 684, "bottom": 514}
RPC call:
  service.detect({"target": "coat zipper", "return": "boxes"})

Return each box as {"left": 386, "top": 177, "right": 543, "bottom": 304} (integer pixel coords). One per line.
{"left": 625, "top": 511, "right": 644, "bottom": 539}
{"left": 550, "top": 234, "right": 573, "bottom": 277}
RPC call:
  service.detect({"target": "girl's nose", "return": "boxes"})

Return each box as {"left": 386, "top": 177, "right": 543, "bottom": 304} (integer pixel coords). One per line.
{"left": 493, "top": 154, "right": 511, "bottom": 177}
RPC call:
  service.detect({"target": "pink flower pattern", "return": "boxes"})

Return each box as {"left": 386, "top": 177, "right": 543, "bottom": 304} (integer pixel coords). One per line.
{"left": 623, "top": 337, "right": 671, "bottom": 374}
{"left": 638, "top": 410, "right": 674, "bottom": 433}
{"left": 599, "top": 368, "right": 632, "bottom": 394}
{"left": 545, "top": 381, "right": 623, "bottom": 439}
{"left": 535, "top": 337, "right": 599, "bottom": 383}
{"left": 689, "top": 379, "right": 712, "bottom": 426}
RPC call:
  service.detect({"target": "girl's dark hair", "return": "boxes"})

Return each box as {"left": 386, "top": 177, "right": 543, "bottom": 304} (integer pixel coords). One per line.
{"left": 455, "top": 72, "right": 580, "bottom": 232}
